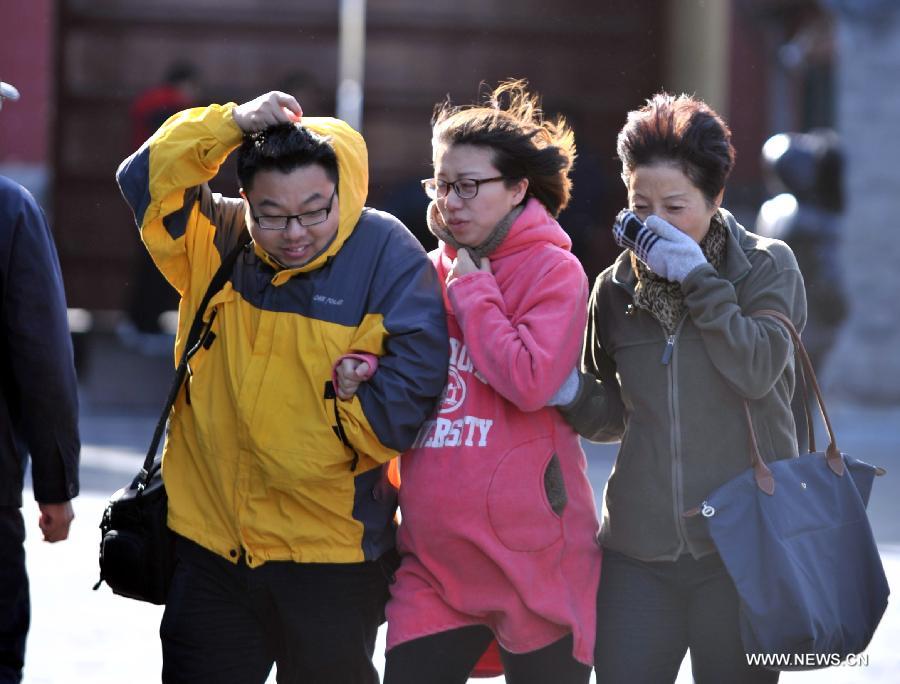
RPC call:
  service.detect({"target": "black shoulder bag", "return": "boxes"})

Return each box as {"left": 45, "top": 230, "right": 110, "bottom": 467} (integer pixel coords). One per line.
{"left": 94, "top": 232, "right": 251, "bottom": 604}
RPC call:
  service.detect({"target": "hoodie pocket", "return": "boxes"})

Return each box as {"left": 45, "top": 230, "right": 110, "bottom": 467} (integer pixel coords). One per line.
{"left": 486, "top": 438, "right": 566, "bottom": 552}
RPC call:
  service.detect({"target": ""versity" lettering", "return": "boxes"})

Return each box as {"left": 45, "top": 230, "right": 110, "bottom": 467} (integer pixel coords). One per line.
{"left": 411, "top": 416, "right": 494, "bottom": 449}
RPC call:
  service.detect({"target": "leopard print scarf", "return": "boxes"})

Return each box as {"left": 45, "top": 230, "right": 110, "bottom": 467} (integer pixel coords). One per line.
{"left": 631, "top": 212, "right": 728, "bottom": 335}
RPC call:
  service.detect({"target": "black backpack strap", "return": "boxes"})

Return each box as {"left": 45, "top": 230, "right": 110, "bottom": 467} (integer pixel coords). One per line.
{"left": 135, "top": 231, "right": 252, "bottom": 490}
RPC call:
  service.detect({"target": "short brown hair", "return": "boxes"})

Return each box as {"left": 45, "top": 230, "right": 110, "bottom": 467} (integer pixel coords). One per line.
{"left": 617, "top": 93, "right": 735, "bottom": 204}
{"left": 431, "top": 79, "right": 576, "bottom": 217}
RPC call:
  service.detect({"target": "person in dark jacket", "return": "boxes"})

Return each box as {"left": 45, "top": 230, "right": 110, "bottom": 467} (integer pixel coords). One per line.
{"left": 0, "top": 79, "right": 80, "bottom": 684}
{"left": 559, "top": 93, "right": 805, "bottom": 683}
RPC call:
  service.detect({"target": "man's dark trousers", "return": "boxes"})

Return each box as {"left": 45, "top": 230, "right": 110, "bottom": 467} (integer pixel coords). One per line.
{"left": 0, "top": 508, "right": 28, "bottom": 684}
{"left": 161, "top": 536, "right": 390, "bottom": 683}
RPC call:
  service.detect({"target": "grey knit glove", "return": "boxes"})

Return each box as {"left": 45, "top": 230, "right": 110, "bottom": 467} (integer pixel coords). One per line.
{"left": 612, "top": 210, "right": 706, "bottom": 283}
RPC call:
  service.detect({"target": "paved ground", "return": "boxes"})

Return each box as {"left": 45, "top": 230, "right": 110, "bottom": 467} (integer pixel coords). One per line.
{"left": 18, "top": 332, "right": 900, "bottom": 682}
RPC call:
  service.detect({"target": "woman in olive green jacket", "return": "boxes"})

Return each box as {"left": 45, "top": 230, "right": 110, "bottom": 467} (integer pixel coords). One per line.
{"left": 560, "top": 93, "right": 806, "bottom": 683}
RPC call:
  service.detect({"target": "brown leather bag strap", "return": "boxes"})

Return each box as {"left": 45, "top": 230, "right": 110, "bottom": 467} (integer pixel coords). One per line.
{"left": 744, "top": 309, "right": 844, "bottom": 495}
{"left": 795, "top": 354, "right": 816, "bottom": 453}
{"left": 742, "top": 400, "right": 776, "bottom": 495}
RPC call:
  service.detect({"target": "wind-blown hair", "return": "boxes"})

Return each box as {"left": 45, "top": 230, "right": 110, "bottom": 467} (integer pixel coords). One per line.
{"left": 431, "top": 79, "right": 576, "bottom": 217}
{"left": 617, "top": 92, "right": 735, "bottom": 204}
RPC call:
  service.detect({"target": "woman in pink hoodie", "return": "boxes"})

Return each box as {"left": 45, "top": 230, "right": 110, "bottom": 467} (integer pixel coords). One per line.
{"left": 337, "top": 80, "right": 601, "bottom": 683}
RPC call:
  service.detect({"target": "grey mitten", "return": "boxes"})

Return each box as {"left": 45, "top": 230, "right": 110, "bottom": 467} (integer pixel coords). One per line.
{"left": 643, "top": 215, "right": 707, "bottom": 283}
{"left": 611, "top": 210, "right": 706, "bottom": 283}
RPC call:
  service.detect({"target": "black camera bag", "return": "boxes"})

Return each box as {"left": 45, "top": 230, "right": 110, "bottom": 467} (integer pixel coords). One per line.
{"left": 94, "top": 231, "right": 250, "bottom": 603}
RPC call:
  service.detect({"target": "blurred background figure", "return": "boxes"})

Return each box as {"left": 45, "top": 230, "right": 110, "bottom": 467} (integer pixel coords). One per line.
{"left": 277, "top": 70, "right": 332, "bottom": 116}
{"left": 123, "top": 61, "right": 201, "bottom": 346}
{"left": 129, "top": 61, "right": 201, "bottom": 151}
{"left": 756, "top": 129, "right": 847, "bottom": 451}
{"left": 554, "top": 131, "right": 613, "bottom": 285}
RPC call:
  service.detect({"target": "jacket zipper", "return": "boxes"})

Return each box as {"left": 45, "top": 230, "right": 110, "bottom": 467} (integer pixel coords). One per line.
{"left": 611, "top": 273, "right": 693, "bottom": 557}
{"left": 666, "top": 315, "right": 691, "bottom": 555}
{"left": 661, "top": 334, "right": 676, "bottom": 365}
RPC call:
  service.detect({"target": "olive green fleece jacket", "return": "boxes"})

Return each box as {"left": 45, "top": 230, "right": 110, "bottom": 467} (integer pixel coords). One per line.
{"left": 561, "top": 209, "right": 807, "bottom": 561}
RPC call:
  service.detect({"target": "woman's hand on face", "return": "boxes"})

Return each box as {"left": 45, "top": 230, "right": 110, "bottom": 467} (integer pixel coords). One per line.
{"left": 233, "top": 91, "right": 302, "bottom": 133}
{"left": 643, "top": 215, "right": 706, "bottom": 283}
{"left": 446, "top": 249, "right": 491, "bottom": 285}
{"left": 334, "top": 358, "right": 371, "bottom": 400}
{"left": 612, "top": 210, "right": 706, "bottom": 283}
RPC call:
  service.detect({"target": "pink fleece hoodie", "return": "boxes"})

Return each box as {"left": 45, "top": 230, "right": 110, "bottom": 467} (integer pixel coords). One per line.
{"left": 386, "top": 198, "right": 602, "bottom": 665}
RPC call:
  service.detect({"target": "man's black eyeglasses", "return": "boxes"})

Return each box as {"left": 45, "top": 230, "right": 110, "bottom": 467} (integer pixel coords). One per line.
{"left": 250, "top": 188, "right": 337, "bottom": 231}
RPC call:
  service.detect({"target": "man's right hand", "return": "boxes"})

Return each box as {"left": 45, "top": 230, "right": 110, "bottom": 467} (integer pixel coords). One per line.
{"left": 232, "top": 91, "right": 303, "bottom": 133}
{"left": 38, "top": 501, "right": 74, "bottom": 543}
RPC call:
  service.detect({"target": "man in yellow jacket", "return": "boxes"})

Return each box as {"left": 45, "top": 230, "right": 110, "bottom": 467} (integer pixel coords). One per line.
{"left": 116, "top": 91, "right": 448, "bottom": 683}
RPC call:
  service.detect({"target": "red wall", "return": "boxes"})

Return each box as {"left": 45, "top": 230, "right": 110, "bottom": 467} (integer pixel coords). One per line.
{"left": 727, "top": 6, "right": 768, "bottom": 193}
{"left": 0, "top": 0, "right": 53, "bottom": 165}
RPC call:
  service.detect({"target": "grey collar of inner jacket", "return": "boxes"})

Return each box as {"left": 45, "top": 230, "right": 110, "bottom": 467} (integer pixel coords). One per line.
{"left": 426, "top": 200, "right": 525, "bottom": 261}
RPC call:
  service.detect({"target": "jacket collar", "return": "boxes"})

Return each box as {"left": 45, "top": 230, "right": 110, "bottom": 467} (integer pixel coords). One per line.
{"left": 437, "top": 197, "right": 571, "bottom": 262}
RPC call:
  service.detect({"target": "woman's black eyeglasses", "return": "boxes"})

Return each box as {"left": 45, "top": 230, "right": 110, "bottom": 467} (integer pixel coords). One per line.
{"left": 421, "top": 177, "right": 508, "bottom": 200}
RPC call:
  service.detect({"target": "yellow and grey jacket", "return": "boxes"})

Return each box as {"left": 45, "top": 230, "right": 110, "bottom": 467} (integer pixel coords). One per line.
{"left": 117, "top": 104, "right": 448, "bottom": 566}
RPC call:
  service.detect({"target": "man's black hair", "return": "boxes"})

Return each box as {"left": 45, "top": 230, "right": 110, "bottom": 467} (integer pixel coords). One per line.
{"left": 237, "top": 124, "right": 339, "bottom": 192}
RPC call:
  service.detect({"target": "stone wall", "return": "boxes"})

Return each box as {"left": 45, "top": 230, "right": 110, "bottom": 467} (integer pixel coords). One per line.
{"left": 825, "top": 2, "right": 900, "bottom": 403}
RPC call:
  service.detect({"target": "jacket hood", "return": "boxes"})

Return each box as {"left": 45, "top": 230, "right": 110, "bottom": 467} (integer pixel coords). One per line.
{"left": 262, "top": 116, "right": 369, "bottom": 282}
{"left": 438, "top": 197, "right": 572, "bottom": 261}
